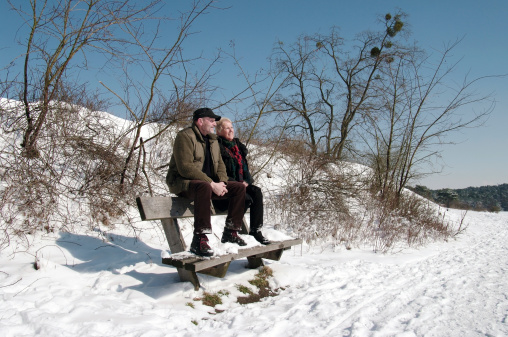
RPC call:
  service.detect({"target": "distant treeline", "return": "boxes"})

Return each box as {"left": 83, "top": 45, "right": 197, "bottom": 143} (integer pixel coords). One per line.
{"left": 409, "top": 184, "right": 508, "bottom": 212}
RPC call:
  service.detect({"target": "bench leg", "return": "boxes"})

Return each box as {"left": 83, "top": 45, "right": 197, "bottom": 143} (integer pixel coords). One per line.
{"left": 177, "top": 268, "right": 200, "bottom": 290}
{"left": 240, "top": 217, "right": 250, "bottom": 235}
{"left": 246, "top": 256, "right": 265, "bottom": 269}
{"left": 246, "top": 247, "right": 285, "bottom": 269}
{"left": 197, "top": 262, "right": 231, "bottom": 278}
{"left": 161, "top": 218, "right": 187, "bottom": 253}
{"left": 259, "top": 248, "right": 284, "bottom": 261}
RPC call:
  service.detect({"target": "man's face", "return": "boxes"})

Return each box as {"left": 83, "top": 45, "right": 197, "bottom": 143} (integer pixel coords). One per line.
{"left": 196, "top": 117, "right": 217, "bottom": 136}
{"left": 218, "top": 121, "right": 234, "bottom": 141}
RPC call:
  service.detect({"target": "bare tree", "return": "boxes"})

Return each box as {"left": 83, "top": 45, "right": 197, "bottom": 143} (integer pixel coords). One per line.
{"left": 313, "top": 13, "right": 406, "bottom": 159}
{"left": 221, "top": 46, "right": 291, "bottom": 179}
{"left": 96, "top": 0, "right": 219, "bottom": 190}
{"left": 271, "top": 36, "right": 322, "bottom": 154}
{"left": 7, "top": 0, "right": 163, "bottom": 158}
{"left": 0, "top": 0, "right": 223, "bottom": 247}
{"left": 363, "top": 39, "right": 495, "bottom": 197}
{"left": 271, "top": 13, "right": 407, "bottom": 159}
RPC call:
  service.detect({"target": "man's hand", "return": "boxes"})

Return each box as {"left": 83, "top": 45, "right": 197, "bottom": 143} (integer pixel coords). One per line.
{"left": 211, "top": 181, "right": 228, "bottom": 196}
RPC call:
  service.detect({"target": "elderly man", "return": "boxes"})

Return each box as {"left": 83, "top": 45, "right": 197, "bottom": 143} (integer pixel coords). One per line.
{"left": 166, "top": 108, "right": 247, "bottom": 257}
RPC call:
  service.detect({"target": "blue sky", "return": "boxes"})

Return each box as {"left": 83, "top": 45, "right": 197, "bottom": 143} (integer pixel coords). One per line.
{"left": 1, "top": 0, "right": 507, "bottom": 189}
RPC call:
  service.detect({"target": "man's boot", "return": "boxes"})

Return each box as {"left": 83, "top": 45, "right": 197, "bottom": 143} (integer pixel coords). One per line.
{"left": 190, "top": 234, "right": 214, "bottom": 257}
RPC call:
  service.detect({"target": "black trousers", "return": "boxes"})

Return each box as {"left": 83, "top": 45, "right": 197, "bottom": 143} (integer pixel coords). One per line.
{"left": 213, "top": 184, "right": 264, "bottom": 232}
{"left": 178, "top": 180, "right": 246, "bottom": 235}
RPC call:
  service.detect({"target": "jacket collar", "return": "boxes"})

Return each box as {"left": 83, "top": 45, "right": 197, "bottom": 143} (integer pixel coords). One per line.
{"left": 191, "top": 123, "right": 218, "bottom": 142}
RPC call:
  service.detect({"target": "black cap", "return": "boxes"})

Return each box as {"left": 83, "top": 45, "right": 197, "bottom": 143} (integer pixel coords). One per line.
{"left": 193, "top": 108, "right": 221, "bottom": 121}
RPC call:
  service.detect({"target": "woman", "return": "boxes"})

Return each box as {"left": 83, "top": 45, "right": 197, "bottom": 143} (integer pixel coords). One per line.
{"left": 215, "top": 118, "right": 270, "bottom": 245}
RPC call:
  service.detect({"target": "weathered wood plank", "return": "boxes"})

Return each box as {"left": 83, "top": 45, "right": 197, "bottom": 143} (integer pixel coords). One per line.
{"left": 162, "top": 238, "right": 302, "bottom": 272}
{"left": 160, "top": 218, "right": 187, "bottom": 253}
{"left": 176, "top": 268, "right": 201, "bottom": 290}
{"left": 136, "top": 196, "right": 195, "bottom": 220}
{"left": 136, "top": 196, "right": 249, "bottom": 221}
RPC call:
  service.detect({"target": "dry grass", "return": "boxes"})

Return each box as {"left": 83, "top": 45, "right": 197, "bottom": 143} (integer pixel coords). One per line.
{"left": 237, "top": 267, "right": 279, "bottom": 305}
{"left": 0, "top": 101, "right": 148, "bottom": 250}
{"left": 266, "top": 153, "right": 457, "bottom": 253}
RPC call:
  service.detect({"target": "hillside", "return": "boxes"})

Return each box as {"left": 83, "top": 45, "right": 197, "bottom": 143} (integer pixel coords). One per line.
{"left": 2, "top": 99, "right": 506, "bottom": 335}
{"left": 410, "top": 184, "right": 508, "bottom": 212}
{"left": 0, "top": 98, "right": 460, "bottom": 255}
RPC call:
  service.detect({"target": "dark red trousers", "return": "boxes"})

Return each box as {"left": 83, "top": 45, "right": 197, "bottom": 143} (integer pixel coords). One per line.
{"left": 178, "top": 180, "right": 246, "bottom": 235}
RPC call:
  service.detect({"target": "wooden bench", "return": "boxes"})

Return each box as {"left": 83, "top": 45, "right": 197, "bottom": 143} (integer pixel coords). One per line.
{"left": 136, "top": 196, "right": 302, "bottom": 290}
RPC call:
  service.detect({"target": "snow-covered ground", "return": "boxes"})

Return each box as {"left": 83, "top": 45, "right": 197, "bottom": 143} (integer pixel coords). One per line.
{"left": 1, "top": 209, "right": 507, "bottom": 337}
{"left": 0, "top": 98, "right": 506, "bottom": 335}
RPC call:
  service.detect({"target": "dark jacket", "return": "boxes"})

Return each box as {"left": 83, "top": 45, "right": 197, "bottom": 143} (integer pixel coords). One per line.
{"left": 166, "top": 124, "right": 228, "bottom": 195}
{"left": 217, "top": 137, "right": 253, "bottom": 185}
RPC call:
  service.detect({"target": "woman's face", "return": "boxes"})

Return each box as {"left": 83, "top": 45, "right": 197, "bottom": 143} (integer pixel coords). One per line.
{"left": 219, "top": 121, "right": 235, "bottom": 141}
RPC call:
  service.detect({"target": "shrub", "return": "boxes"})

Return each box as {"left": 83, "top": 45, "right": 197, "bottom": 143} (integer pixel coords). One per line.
{"left": 266, "top": 153, "right": 454, "bottom": 252}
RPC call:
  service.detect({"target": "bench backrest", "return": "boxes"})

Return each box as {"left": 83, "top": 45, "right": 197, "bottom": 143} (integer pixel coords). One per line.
{"left": 136, "top": 196, "right": 236, "bottom": 221}
{"left": 136, "top": 196, "right": 195, "bottom": 220}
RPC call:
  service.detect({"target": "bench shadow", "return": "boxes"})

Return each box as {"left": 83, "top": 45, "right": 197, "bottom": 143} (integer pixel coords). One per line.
{"left": 56, "top": 231, "right": 191, "bottom": 298}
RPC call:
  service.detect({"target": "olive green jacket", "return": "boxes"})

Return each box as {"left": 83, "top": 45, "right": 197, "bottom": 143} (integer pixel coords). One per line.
{"left": 166, "top": 123, "right": 228, "bottom": 195}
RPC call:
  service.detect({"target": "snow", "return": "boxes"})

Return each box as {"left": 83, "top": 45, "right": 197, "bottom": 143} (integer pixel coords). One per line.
{"left": 1, "top": 98, "right": 507, "bottom": 335}
{"left": 1, "top": 209, "right": 507, "bottom": 336}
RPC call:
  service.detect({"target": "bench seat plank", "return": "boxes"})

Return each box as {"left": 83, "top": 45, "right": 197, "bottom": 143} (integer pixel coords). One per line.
{"left": 162, "top": 238, "right": 302, "bottom": 272}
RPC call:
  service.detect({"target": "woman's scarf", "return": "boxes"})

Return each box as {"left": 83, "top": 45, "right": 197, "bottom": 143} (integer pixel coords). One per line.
{"left": 221, "top": 138, "right": 247, "bottom": 182}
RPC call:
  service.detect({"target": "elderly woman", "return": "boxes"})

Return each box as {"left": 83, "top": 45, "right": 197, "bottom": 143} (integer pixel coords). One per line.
{"left": 214, "top": 118, "right": 270, "bottom": 245}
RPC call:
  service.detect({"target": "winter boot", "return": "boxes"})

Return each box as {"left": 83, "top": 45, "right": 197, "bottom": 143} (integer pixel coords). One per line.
{"left": 190, "top": 234, "right": 214, "bottom": 257}
{"left": 249, "top": 230, "right": 271, "bottom": 245}
{"left": 221, "top": 229, "right": 247, "bottom": 246}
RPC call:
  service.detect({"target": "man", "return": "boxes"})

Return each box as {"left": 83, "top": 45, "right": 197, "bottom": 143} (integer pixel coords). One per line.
{"left": 215, "top": 118, "right": 271, "bottom": 245}
{"left": 166, "top": 108, "right": 247, "bottom": 257}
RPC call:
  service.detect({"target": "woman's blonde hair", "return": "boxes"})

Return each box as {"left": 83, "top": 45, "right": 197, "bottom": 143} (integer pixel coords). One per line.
{"left": 216, "top": 117, "right": 232, "bottom": 134}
